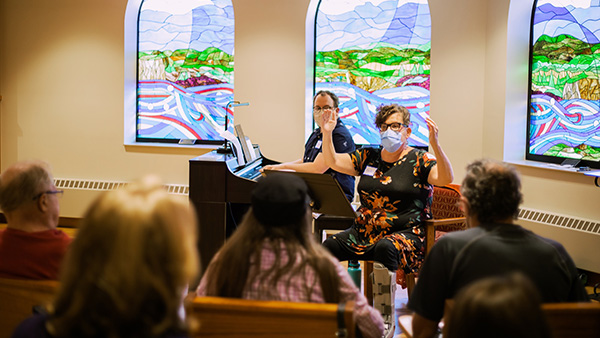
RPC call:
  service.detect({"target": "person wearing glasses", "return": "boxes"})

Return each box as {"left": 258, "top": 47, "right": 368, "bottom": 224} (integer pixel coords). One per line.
{"left": 0, "top": 160, "right": 71, "bottom": 280}
{"left": 320, "top": 103, "right": 453, "bottom": 333}
{"left": 261, "top": 90, "right": 356, "bottom": 201}
{"left": 12, "top": 177, "right": 198, "bottom": 338}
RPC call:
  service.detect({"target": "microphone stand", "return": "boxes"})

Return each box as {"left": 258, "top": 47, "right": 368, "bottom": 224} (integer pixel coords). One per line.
{"left": 216, "top": 100, "right": 249, "bottom": 154}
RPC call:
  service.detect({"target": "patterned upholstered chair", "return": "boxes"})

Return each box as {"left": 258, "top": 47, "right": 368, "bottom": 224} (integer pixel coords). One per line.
{"left": 403, "top": 183, "right": 466, "bottom": 296}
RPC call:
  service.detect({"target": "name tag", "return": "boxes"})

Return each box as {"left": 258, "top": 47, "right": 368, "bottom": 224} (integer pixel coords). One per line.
{"left": 315, "top": 140, "right": 322, "bottom": 149}
{"left": 364, "top": 166, "right": 377, "bottom": 176}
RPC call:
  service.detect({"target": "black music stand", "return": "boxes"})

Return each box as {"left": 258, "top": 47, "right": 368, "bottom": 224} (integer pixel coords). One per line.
{"left": 262, "top": 170, "right": 356, "bottom": 218}
{"left": 262, "top": 170, "right": 357, "bottom": 243}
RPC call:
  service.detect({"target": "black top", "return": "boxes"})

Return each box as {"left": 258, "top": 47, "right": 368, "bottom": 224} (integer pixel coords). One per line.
{"left": 408, "top": 223, "right": 590, "bottom": 322}
{"left": 303, "top": 119, "right": 356, "bottom": 201}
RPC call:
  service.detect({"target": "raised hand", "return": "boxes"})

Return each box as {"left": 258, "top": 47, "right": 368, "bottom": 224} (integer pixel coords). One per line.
{"left": 322, "top": 108, "right": 337, "bottom": 134}
{"left": 426, "top": 117, "right": 439, "bottom": 147}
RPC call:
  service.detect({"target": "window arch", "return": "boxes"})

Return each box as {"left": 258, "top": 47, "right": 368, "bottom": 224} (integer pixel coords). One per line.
{"left": 528, "top": 0, "right": 600, "bottom": 168}
{"left": 136, "top": 0, "right": 234, "bottom": 144}
{"left": 313, "top": 0, "right": 431, "bottom": 147}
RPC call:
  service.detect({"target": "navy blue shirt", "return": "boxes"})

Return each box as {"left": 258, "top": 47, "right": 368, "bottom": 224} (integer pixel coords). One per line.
{"left": 303, "top": 119, "right": 356, "bottom": 201}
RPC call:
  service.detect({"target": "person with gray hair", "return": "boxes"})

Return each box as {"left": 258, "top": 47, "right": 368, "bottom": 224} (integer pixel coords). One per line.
{"left": 407, "top": 159, "right": 588, "bottom": 338}
{"left": 0, "top": 160, "right": 71, "bottom": 280}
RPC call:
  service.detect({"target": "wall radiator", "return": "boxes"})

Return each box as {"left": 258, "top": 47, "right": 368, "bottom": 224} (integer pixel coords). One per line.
{"left": 54, "top": 178, "right": 189, "bottom": 195}
{"left": 518, "top": 207, "right": 600, "bottom": 235}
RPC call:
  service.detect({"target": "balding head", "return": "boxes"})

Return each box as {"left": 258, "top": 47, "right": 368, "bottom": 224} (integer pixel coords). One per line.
{"left": 0, "top": 161, "right": 54, "bottom": 213}
{"left": 461, "top": 159, "right": 523, "bottom": 224}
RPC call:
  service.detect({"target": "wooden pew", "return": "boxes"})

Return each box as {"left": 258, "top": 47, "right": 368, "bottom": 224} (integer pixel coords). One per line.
{"left": 187, "top": 296, "right": 355, "bottom": 338}
{"left": 542, "top": 302, "right": 600, "bottom": 338}
{"left": 399, "top": 301, "right": 600, "bottom": 338}
{"left": 0, "top": 278, "right": 59, "bottom": 337}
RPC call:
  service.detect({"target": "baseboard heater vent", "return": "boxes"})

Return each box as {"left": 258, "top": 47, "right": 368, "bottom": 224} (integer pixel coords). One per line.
{"left": 518, "top": 207, "right": 600, "bottom": 235}
{"left": 54, "top": 178, "right": 189, "bottom": 196}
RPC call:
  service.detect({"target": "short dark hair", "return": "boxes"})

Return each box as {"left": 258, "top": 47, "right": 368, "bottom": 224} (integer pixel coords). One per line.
{"left": 314, "top": 90, "right": 339, "bottom": 108}
{"left": 374, "top": 104, "right": 410, "bottom": 129}
{"left": 461, "top": 159, "right": 523, "bottom": 224}
{"left": 446, "top": 273, "right": 551, "bottom": 338}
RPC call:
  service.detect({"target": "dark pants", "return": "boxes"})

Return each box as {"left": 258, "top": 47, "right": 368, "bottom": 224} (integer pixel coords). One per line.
{"left": 322, "top": 236, "right": 399, "bottom": 271}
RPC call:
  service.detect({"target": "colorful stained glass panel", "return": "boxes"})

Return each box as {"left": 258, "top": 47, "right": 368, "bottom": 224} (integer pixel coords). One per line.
{"left": 137, "top": 0, "right": 234, "bottom": 143}
{"left": 315, "top": 0, "right": 431, "bottom": 146}
{"left": 529, "top": 0, "right": 600, "bottom": 164}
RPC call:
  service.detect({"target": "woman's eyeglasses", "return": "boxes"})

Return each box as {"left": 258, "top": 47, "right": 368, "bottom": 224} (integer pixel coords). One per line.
{"left": 380, "top": 122, "right": 408, "bottom": 132}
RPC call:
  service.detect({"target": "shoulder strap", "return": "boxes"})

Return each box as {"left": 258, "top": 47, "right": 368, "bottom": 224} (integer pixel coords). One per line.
{"left": 336, "top": 302, "right": 348, "bottom": 338}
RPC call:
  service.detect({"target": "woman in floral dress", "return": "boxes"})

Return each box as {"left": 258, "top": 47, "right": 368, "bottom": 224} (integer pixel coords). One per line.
{"left": 321, "top": 104, "right": 454, "bottom": 286}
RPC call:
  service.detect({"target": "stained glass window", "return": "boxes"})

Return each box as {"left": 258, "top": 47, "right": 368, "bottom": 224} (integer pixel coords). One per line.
{"left": 137, "top": 0, "right": 234, "bottom": 144}
{"left": 314, "top": 0, "right": 431, "bottom": 146}
{"left": 528, "top": 0, "right": 600, "bottom": 168}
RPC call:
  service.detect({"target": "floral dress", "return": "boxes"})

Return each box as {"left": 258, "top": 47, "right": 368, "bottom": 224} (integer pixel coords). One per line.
{"left": 330, "top": 147, "right": 436, "bottom": 279}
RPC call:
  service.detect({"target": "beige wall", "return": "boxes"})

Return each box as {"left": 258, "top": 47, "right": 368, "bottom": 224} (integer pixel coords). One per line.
{"left": 1, "top": 0, "right": 599, "bottom": 227}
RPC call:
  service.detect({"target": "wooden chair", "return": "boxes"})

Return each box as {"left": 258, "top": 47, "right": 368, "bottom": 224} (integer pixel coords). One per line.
{"left": 405, "top": 184, "right": 466, "bottom": 295}
{"left": 187, "top": 296, "right": 355, "bottom": 338}
{"left": 0, "top": 278, "right": 59, "bottom": 337}
{"left": 399, "top": 301, "right": 600, "bottom": 338}
{"left": 313, "top": 184, "right": 466, "bottom": 301}
{"left": 542, "top": 302, "right": 600, "bottom": 338}
{"left": 443, "top": 300, "right": 600, "bottom": 338}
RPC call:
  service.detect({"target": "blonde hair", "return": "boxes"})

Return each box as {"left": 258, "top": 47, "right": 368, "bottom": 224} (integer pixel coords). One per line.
{"left": 49, "top": 177, "right": 198, "bottom": 337}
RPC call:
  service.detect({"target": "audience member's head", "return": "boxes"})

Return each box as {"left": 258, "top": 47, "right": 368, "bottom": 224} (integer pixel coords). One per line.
{"left": 0, "top": 160, "right": 60, "bottom": 230}
{"left": 48, "top": 177, "right": 198, "bottom": 337}
{"left": 460, "top": 159, "right": 523, "bottom": 225}
{"left": 445, "top": 272, "right": 551, "bottom": 338}
{"left": 250, "top": 173, "right": 312, "bottom": 234}
{"left": 202, "top": 173, "right": 341, "bottom": 302}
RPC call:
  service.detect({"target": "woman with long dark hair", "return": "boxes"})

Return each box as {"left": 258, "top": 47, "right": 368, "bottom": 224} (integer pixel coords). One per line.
{"left": 197, "top": 173, "right": 383, "bottom": 338}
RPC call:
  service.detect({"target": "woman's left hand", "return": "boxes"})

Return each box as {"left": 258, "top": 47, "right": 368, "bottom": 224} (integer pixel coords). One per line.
{"left": 426, "top": 117, "right": 439, "bottom": 146}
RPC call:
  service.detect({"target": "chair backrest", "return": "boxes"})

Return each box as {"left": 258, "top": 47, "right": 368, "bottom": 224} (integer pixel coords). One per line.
{"left": 187, "top": 296, "right": 355, "bottom": 338}
{"left": 431, "top": 184, "right": 462, "bottom": 218}
{"left": 442, "top": 300, "right": 600, "bottom": 338}
{"left": 0, "top": 277, "right": 59, "bottom": 337}
{"left": 542, "top": 302, "right": 600, "bottom": 338}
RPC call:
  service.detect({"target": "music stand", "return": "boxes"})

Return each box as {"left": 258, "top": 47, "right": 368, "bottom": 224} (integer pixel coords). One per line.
{"left": 261, "top": 170, "right": 356, "bottom": 218}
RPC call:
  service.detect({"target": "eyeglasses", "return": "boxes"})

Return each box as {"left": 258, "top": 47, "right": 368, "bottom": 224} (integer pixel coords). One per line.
{"left": 313, "top": 106, "right": 335, "bottom": 113}
{"left": 32, "top": 190, "right": 64, "bottom": 200}
{"left": 380, "top": 122, "right": 408, "bottom": 132}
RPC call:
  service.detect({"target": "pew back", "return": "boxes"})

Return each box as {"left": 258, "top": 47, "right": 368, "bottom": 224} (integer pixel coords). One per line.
{"left": 542, "top": 302, "right": 600, "bottom": 338}
{"left": 0, "top": 278, "right": 58, "bottom": 337}
{"left": 188, "top": 296, "right": 355, "bottom": 338}
{"left": 441, "top": 300, "right": 600, "bottom": 338}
